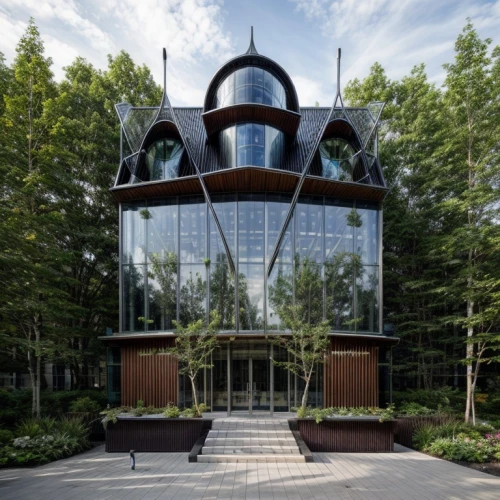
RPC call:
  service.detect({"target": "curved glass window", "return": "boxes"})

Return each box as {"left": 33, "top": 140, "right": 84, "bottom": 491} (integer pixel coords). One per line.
{"left": 221, "top": 123, "right": 284, "bottom": 169}
{"left": 216, "top": 67, "right": 286, "bottom": 109}
{"left": 145, "top": 139, "right": 184, "bottom": 181}
{"left": 319, "top": 138, "right": 358, "bottom": 181}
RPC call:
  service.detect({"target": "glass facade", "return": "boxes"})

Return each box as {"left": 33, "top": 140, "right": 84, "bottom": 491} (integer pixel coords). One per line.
{"left": 215, "top": 67, "right": 286, "bottom": 109}
{"left": 121, "top": 194, "right": 380, "bottom": 334}
{"left": 220, "top": 123, "right": 284, "bottom": 169}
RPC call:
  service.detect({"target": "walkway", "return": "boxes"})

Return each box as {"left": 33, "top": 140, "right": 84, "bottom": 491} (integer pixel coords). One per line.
{"left": 1, "top": 443, "right": 500, "bottom": 499}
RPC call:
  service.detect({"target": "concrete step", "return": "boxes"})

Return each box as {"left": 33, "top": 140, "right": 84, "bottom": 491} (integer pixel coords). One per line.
{"left": 202, "top": 446, "right": 301, "bottom": 454}
{"left": 197, "top": 454, "right": 306, "bottom": 463}
{"left": 207, "top": 430, "right": 291, "bottom": 437}
{"left": 204, "top": 438, "right": 297, "bottom": 446}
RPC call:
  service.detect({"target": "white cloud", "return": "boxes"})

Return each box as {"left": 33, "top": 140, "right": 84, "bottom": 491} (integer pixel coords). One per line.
{"left": 290, "top": 0, "right": 500, "bottom": 87}
{"left": 291, "top": 74, "right": 331, "bottom": 107}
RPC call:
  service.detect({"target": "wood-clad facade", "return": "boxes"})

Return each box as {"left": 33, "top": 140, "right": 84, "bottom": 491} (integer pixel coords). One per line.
{"left": 103, "top": 33, "right": 398, "bottom": 413}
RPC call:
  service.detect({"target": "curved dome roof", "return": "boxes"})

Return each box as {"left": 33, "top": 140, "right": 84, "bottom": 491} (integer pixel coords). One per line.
{"left": 203, "top": 30, "right": 300, "bottom": 113}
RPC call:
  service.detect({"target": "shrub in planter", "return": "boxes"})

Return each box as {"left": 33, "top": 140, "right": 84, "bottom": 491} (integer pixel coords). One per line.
{"left": 428, "top": 437, "right": 494, "bottom": 463}
{"left": 397, "top": 402, "right": 435, "bottom": 416}
{"left": 164, "top": 404, "right": 181, "bottom": 418}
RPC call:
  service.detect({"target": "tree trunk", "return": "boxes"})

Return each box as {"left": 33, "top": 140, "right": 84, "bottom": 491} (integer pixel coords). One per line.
{"left": 464, "top": 297, "right": 474, "bottom": 424}
{"left": 190, "top": 376, "right": 199, "bottom": 416}
{"left": 301, "top": 377, "right": 310, "bottom": 409}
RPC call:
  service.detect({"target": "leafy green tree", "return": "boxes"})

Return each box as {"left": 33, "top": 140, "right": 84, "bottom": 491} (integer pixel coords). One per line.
{"left": 438, "top": 22, "right": 500, "bottom": 424}
{"left": 180, "top": 270, "right": 206, "bottom": 326}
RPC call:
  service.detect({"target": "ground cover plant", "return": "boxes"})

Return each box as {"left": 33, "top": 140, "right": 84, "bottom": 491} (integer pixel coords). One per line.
{"left": 0, "top": 417, "right": 90, "bottom": 467}
{"left": 296, "top": 405, "right": 395, "bottom": 423}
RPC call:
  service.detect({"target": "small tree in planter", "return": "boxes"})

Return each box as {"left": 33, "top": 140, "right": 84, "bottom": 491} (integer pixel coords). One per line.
{"left": 269, "top": 256, "right": 329, "bottom": 415}
{"left": 169, "top": 314, "right": 219, "bottom": 417}
{"left": 270, "top": 307, "right": 329, "bottom": 414}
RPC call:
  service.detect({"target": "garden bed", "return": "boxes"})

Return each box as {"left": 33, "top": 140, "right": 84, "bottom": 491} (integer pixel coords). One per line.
{"left": 394, "top": 415, "right": 454, "bottom": 448}
{"left": 291, "top": 417, "right": 395, "bottom": 452}
{"left": 105, "top": 416, "right": 213, "bottom": 452}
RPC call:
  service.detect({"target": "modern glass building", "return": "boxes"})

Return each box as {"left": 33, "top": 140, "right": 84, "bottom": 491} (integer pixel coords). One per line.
{"left": 104, "top": 33, "right": 398, "bottom": 413}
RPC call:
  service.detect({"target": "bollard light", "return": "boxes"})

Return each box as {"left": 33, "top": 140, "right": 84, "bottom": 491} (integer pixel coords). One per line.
{"left": 130, "top": 450, "right": 135, "bottom": 470}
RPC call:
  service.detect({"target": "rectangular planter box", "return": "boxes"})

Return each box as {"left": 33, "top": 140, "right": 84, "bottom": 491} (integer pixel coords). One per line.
{"left": 394, "top": 416, "right": 453, "bottom": 449}
{"left": 294, "top": 418, "right": 395, "bottom": 452}
{"left": 105, "top": 417, "right": 212, "bottom": 452}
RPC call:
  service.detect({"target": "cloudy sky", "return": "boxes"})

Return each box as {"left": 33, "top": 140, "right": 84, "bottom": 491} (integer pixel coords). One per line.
{"left": 0, "top": 0, "right": 499, "bottom": 106}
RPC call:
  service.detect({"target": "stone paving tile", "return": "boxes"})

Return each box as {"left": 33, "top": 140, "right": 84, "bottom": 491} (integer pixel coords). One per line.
{"left": 2, "top": 444, "right": 500, "bottom": 499}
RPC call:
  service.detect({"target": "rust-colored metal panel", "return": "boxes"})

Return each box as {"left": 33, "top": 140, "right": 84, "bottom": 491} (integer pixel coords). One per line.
{"left": 297, "top": 419, "right": 394, "bottom": 452}
{"left": 120, "top": 338, "right": 178, "bottom": 407}
{"left": 105, "top": 418, "right": 208, "bottom": 452}
{"left": 324, "top": 337, "right": 379, "bottom": 408}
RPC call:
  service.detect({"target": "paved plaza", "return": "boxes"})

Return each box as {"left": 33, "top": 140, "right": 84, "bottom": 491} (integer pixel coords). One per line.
{"left": 1, "top": 442, "right": 500, "bottom": 500}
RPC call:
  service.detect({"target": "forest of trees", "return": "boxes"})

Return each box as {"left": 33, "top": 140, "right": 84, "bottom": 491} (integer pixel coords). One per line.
{"left": 0, "top": 20, "right": 499, "bottom": 421}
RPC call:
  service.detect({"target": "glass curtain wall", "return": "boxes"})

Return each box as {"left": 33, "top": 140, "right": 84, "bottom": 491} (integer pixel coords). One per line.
{"left": 121, "top": 196, "right": 379, "bottom": 334}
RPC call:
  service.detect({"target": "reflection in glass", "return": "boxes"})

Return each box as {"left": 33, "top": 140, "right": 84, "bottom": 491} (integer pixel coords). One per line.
{"left": 319, "top": 138, "right": 358, "bottom": 181}
{"left": 122, "top": 204, "right": 146, "bottom": 264}
{"left": 238, "top": 196, "right": 264, "bottom": 263}
{"left": 211, "top": 196, "right": 236, "bottom": 261}
{"left": 294, "top": 256, "right": 323, "bottom": 325}
{"left": 296, "top": 197, "right": 323, "bottom": 263}
{"left": 147, "top": 201, "right": 177, "bottom": 262}
{"left": 355, "top": 203, "right": 378, "bottom": 264}
{"left": 145, "top": 139, "right": 184, "bottom": 180}
{"left": 267, "top": 195, "right": 292, "bottom": 263}
{"left": 325, "top": 201, "right": 354, "bottom": 259}
{"left": 215, "top": 67, "right": 286, "bottom": 109}
{"left": 180, "top": 265, "right": 206, "bottom": 326}
{"left": 180, "top": 198, "right": 205, "bottom": 264}
{"left": 148, "top": 252, "right": 177, "bottom": 331}
{"left": 356, "top": 266, "right": 379, "bottom": 332}
{"left": 220, "top": 124, "right": 284, "bottom": 170}
{"left": 210, "top": 262, "right": 235, "bottom": 330}
{"left": 123, "top": 264, "right": 145, "bottom": 332}
{"left": 267, "top": 263, "right": 293, "bottom": 331}
{"left": 325, "top": 252, "right": 359, "bottom": 331}
{"left": 212, "top": 345, "right": 228, "bottom": 411}
{"left": 238, "top": 264, "right": 264, "bottom": 331}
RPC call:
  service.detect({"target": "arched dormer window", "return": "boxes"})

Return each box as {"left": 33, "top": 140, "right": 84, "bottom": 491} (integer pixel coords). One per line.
{"left": 145, "top": 138, "right": 184, "bottom": 181}
{"left": 319, "top": 138, "right": 359, "bottom": 181}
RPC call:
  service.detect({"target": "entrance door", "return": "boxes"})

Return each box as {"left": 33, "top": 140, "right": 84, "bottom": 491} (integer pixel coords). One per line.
{"left": 231, "top": 343, "right": 271, "bottom": 413}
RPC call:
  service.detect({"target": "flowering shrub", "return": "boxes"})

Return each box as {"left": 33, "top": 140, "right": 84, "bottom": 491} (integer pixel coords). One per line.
{"left": 414, "top": 424, "right": 500, "bottom": 463}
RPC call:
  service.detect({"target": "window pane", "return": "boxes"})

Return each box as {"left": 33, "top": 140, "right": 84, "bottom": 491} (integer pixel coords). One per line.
{"left": 211, "top": 195, "right": 236, "bottom": 260}
{"left": 180, "top": 198, "right": 206, "bottom": 264}
{"left": 325, "top": 252, "right": 355, "bottom": 331}
{"left": 356, "top": 266, "right": 379, "bottom": 333}
{"left": 148, "top": 254, "right": 177, "bottom": 331}
{"left": 267, "top": 263, "right": 292, "bottom": 331}
{"left": 123, "top": 264, "right": 145, "bottom": 332}
{"left": 210, "top": 263, "right": 235, "bottom": 330}
{"left": 296, "top": 197, "right": 323, "bottom": 263}
{"left": 180, "top": 264, "right": 206, "bottom": 326}
{"left": 267, "top": 194, "right": 292, "bottom": 263}
{"left": 324, "top": 201, "right": 354, "bottom": 259}
{"left": 238, "top": 264, "right": 264, "bottom": 331}
{"left": 122, "top": 204, "right": 146, "bottom": 264}
{"left": 147, "top": 200, "right": 177, "bottom": 263}
{"left": 238, "top": 196, "right": 265, "bottom": 263}
{"left": 355, "top": 204, "right": 379, "bottom": 264}
{"left": 294, "top": 257, "right": 323, "bottom": 325}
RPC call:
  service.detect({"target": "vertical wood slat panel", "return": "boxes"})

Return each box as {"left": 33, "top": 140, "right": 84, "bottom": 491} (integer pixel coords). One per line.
{"left": 120, "top": 339, "right": 178, "bottom": 407}
{"left": 323, "top": 337, "right": 379, "bottom": 407}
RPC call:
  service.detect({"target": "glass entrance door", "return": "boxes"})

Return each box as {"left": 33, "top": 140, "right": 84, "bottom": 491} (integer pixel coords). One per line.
{"left": 230, "top": 342, "right": 271, "bottom": 413}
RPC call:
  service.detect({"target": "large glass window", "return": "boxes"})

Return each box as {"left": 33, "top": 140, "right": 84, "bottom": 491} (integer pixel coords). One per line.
{"left": 145, "top": 139, "right": 184, "bottom": 181}
{"left": 216, "top": 67, "right": 286, "bottom": 109}
{"left": 120, "top": 195, "right": 381, "bottom": 334}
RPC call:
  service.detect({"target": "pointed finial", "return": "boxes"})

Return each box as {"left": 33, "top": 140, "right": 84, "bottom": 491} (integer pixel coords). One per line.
{"left": 162, "top": 48, "right": 167, "bottom": 96}
{"left": 245, "top": 26, "right": 258, "bottom": 55}
{"left": 332, "top": 47, "right": 344, "bottom": 110}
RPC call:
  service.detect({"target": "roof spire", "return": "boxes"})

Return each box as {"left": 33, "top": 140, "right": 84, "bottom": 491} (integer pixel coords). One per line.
{"left": 333, "top": 47, "right": 344, "bottom": 109}
{"left": 245, "top": 26, "right": 258, "bottom": 55}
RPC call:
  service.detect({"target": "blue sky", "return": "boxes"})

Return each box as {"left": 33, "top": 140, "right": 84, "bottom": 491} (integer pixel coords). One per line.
{"left": 0, "top": 0, "right": 499, "bottom": 106}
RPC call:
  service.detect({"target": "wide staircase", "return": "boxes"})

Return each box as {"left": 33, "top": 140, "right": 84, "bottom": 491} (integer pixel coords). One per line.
{"left": 198, "top": 417, "right": 306, "bottom": 463}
